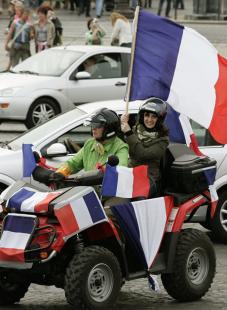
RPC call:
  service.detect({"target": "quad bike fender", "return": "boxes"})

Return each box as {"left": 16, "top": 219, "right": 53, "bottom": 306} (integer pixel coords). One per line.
{"left": 171, "top": 194, "right": 209, "bottom": 232}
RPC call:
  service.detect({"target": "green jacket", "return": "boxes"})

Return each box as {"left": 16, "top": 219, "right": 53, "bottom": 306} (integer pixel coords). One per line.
{"left": 60, "top": 136, "right": 129, "bottom": 175}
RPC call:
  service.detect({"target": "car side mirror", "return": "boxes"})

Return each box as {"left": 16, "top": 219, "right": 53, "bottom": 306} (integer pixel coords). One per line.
{"left": 44, "top": 143, "right": 67, "bottom": 158}
{"left": 75, "top": 71, "right": 91, "bottom": 80}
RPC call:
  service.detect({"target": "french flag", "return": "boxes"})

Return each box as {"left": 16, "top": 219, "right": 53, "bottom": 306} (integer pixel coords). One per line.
{"left": 22, "top": 144, "right": 37, "bottom": 178}
{"left": 130, "top": 10, "right": 227, "bottom": 144}
{"left": 7, "top": 187, "right": 61, "bottom": 213}
{"left": 111, "top": 196, "right": 173, "bottom": 290}
{"left": 54, "top": 187, "right": 107, "bottom": 238}
{"left": 102, "top": 164, "right": 150, "bottom": 198}
{"left": 165, "top": 104, "right": 203, "bottom": 156}
{"left": 0, "top": 214, "right": 36, "bottom": 268}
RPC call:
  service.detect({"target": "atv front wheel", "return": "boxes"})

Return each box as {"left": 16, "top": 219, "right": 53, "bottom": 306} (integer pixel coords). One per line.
{"left": 161, "top": 228, "right": 216, "bottom": 301}
{"left": 64, "top": 245, "right": 122, "bottom": 309}
{"left": 0, "top": 271, "right": 30, "bottom": 305}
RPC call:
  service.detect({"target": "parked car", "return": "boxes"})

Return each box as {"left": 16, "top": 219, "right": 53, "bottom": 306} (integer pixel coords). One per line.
{"left": 0, "top": 99, "right": 227, "bottom": 241}
{"left": 0, "top": 46, "right": 130, "bottom": 128}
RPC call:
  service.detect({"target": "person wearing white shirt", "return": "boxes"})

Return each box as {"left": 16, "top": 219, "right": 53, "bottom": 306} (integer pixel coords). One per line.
{"left": 110, "top": 12, "right": 132, "bottom": 47}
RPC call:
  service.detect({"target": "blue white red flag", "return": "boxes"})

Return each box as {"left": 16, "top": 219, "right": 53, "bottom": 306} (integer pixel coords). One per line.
{"left": 22, "top": 144, "right": 37, "bottom": 177}
{"left": 165, "top": 105, "right": 203, "bottom": 156}
{"left": 54, "top": 187, "right": 107, "bottom": 238}
{"left": 102, "top": 164, "right": 150, "bottom": 198}
{"left": 129, "top": 10, "right": 227, "bottom": 144}
{"left": 111, "top": 196, "right": 173, "bottom": 269}
{"left": 7, "top": 187, "right": 61, "bottom": 213}
{"left": 0, "top": 213, "right": 36, "bottom": 268}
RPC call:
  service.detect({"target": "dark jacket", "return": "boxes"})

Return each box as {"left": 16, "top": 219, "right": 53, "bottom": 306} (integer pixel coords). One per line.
{"left": 125, "top": 128, "right": 169, "bottom": 182}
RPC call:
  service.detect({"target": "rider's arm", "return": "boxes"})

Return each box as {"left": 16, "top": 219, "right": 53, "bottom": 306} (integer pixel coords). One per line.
{"left": 56, "top": 147, "right": 84, "bottom": 177}
{"left": 125, "top": 133, "right": 169, "bottom": 161}
{"left": 115, "top": 144, "right": 129, "bottom": 167}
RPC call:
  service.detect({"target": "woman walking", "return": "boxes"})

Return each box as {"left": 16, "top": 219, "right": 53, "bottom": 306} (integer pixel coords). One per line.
{"left": 110, "top": 12, "right": 132, "bottom": 47}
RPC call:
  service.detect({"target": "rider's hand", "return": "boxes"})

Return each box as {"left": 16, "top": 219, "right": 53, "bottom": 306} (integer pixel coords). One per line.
{"left": 49, "top": 172, "right": 65, "bottom": 182}
{"left": 120, "top": 113, "right": 131, "bottom": 133}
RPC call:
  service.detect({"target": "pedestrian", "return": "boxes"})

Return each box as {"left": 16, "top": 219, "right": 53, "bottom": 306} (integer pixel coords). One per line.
{"left": 85, "top": 18, "right": 105, "bottom": 45}
{"left": 5, "top": 0, "right": 17, "bottom": 34}
{"left": 157, "top": 0, "right": 172, "bottom": 18}
{"left": 110, "top": 12, "right": 132, "bottom": 47}
{"left": 175, "top": 0, "right": 184, "bottom": 10}
{"left": 33, "top": 6, "right": 55, "bottom": 52}
{"left": 121, "top": 97, "right": 169, "bottom": 197}
{"left": 47, "top": 8, "right": 63, "bottom": 46}
{"left": 78, "top": 0, "right": 91, "bottom": 17}
{"left": 95, "top": 0, "right": 103, "bottom": 18}
{"left": 5, "top": 7, "right": 34, "bottom": 69}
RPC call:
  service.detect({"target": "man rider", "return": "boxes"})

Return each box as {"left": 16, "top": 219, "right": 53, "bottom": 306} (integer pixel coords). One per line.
{"left": 54, "top": 108, "right": 129, "bottom": 178}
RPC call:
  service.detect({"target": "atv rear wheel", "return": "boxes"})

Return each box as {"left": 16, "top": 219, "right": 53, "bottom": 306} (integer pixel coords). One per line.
{"left": 64, "top": 245, "right": 122, "bottom": 309}
{"left": 0, "top": 271, "right": 30, "bottom": 305}
{"left": 161, "top": 228, "right": 216, "bottom": 301}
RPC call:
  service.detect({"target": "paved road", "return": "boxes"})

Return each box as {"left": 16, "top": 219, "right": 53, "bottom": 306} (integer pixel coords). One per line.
{"left": 0, "top": 242, "right": 226, "bottom": 310}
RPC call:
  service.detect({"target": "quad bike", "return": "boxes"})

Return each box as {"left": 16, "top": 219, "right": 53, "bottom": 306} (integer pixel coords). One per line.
{"left": 0, "top": 148, "right": 217, "bottom": 309}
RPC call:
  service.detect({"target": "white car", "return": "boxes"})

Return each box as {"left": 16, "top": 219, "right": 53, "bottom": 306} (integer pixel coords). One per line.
{"left": 0, "top": 99, "right": 227, "bottom": 241}
{"left": 0, "top": 46, "right": 130, "bottom": 128}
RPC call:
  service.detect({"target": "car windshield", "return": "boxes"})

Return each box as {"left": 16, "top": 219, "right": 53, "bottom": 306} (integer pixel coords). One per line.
{"left": 8, "top": 108, "right": 87, "bottom": 150}
{"left": 12, "top": 49, "right": 84, "bottom": 76}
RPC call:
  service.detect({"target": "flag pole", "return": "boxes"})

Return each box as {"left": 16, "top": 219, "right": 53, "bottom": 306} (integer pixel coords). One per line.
{"left": 125, "top": 5, "right": 140, "bottom": 114}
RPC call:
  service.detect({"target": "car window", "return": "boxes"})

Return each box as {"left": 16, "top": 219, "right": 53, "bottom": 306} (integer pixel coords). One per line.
{"left": 190, "top": 120, "right": 222, "bottom": 146}
{"left": 12, "top": 49, "right": 84, "bottom": 76}
{"left": 56, "top": 123, "right": 92, "bottom": 153}
{"left": 78, "top": 53, "right": 123, "bottom": 79}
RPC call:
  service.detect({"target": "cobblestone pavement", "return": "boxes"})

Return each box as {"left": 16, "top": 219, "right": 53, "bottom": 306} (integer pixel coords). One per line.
{"left": 0, "top": 242, "right": 226, "bottom": 310}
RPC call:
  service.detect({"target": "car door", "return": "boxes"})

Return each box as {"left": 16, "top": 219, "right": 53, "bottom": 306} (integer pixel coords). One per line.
{"left": 191, "top": 120, "right": 227, "bottom": 179}
{"left": 65, "top": 52, "right": 130, "bottom": 105}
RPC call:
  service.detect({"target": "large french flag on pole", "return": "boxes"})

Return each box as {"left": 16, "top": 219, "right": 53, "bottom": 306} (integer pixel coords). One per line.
{"left": 129, "top": 9, "right": 227, "bottom": 144}
{"left": 0, "top": 214, "right": 36, "bottom": 268}
{"left": 165, "top": 104, "right": 203, "bottom": 156}
{"left": 102, "top": 164, "right": 150, "bottom": 198}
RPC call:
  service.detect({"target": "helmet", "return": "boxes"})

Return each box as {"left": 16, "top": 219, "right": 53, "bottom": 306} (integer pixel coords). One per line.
{"left": 89, "top": 108, "right": 120, "bottom": 140}
{"left": 138, "top": 97, "right": 167, "bottom": 125}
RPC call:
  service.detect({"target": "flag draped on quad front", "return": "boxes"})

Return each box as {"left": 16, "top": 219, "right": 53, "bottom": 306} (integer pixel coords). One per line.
{"left": 0, "top": 213, "right": 36, "bottom": 268}
{"left": 129, "top": 10, "right": 227, "bottom": 144}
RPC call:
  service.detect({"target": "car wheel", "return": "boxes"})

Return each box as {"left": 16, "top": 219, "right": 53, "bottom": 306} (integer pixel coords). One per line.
{"left": 64, "top": 245, "right": 122, "bottom": 309}
{"left": 161, "top": 228, "right": 216, "bottom": 302}
{"left": 25, "top": 97, "right": 60, "bottom": 129}
{"left": 210, "top": 190, "right": 227, "bottom": 242}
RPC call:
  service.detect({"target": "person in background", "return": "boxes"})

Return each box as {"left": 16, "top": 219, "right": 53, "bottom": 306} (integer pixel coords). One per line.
{"left": 5, "top": 7, "right": 34, "bottom": 69}
{"left": 121, "top": 98, "right": 169, "bottom": 197}
{"left": 175, "top": 0, "right": 184, "bottom": 10}
{"left": 33, "top": 6, "right": 55, "bottom": 52}
{"left": 157, "top": 0, "right": 172, "bottom": 18}
{"left": 78, "top": 0, "right": 91, "bottom": 17}
{"left": 110, "top": 12, "right": 132, "bottom": 47}
{"left": 85, "top": 18, "right": 105, "bottom": 45}
{"left": 47, "top": 8, "right": 63, "bottom": 46}
{"left": 95, "top": 0, "right": 103, "bottom": 18}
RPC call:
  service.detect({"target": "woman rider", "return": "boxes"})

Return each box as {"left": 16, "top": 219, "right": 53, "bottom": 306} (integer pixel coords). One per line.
{"left": 121, "top": 97, "right": 169, "bottom": 197}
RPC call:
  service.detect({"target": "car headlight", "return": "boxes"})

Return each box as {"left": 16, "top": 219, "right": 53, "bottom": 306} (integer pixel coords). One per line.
{"left": 0, "top": 87, "right": 22, "bottom": 97}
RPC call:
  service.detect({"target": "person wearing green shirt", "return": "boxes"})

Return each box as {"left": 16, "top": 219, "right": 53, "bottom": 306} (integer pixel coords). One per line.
{"left": 85, "top": 18, "right": 106, "bottom": 45}
{"left": 56, "top": 108, "right": 128, "bottom": 177}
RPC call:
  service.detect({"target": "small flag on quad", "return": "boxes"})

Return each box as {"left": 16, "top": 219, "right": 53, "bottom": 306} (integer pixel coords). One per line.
{"left": 102, "top": 164, "right": 150, "bottom": 198}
